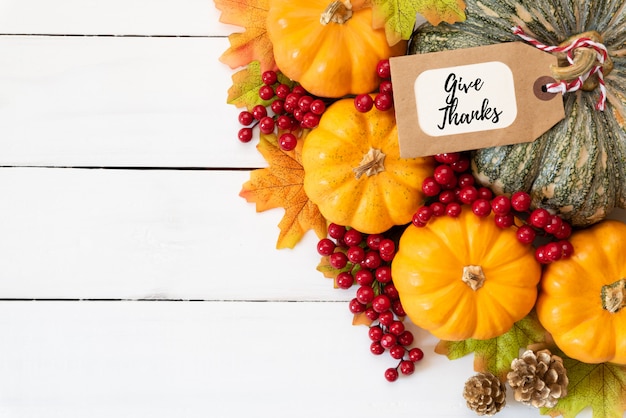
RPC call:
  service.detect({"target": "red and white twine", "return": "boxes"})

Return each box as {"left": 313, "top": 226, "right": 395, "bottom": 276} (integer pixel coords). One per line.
{"left": 512, "top": 26, "right": 608, "bottom": 111}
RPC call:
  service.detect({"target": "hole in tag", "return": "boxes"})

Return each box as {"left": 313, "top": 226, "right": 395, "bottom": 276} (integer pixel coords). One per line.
{"left": 534, "top": 76, "right": 558, "bottom": 101}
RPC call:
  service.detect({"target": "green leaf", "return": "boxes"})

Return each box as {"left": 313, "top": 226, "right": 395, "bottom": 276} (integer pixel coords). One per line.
{"left": 435, "top": 313, "right": 548, "bottom": 381}
{"left": 226, "top": 61, "right": 295, "bottom": 110}
{"left": 541, "top": 353, "right": 626, "bottom": 418}
{"left": 371, "top": 0, "right": 466, "bottom": 45}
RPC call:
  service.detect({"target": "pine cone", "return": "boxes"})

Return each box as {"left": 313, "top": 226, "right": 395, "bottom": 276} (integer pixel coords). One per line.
{"left": 507, "top": 349, "right": 569, "bottom": 408}
{"left": 463, "top": 372, "right": 507, "bottom": 416}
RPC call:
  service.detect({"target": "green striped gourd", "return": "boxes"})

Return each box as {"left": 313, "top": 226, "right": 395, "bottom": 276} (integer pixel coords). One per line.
{"left": 408, "top": 0, "right": 626, "bottom": 226}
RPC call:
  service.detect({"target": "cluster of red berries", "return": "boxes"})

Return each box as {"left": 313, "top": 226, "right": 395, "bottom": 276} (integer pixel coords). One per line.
{"left": 317, "top": 223, "right": 423, "bottom": 382}
{"left": 413, "top": 152, "right": 574, "bottom": 264}
{"left": 353, "top": 59, "right": 394, "bottom": 113}
{"left": 237, "top": 70, "right": 327, "bottom": 151}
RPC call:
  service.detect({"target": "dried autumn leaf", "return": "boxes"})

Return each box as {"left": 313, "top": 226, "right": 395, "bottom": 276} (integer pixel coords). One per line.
{"left": 371, "top": 0, "right": 424, "bottom": 45}
{"left": 435, "top": 313, "right": 548, "bottom": 381}
{"left": 415, "top": 0, "right": 466, "bottom": 26}
{"left": 240, "top": 132, "right": 327, "bottom": 249}
{"left": 227, "top": 61, "right": 296, "bottom": 110}
{"left": 541, "top": 352, "right": 626, "bottom": 418}
{"left": 214, "top": 0, "right": 276, "bottom": 72}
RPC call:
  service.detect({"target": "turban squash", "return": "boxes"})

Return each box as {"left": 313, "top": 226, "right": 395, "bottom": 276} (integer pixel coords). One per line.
{"left": 408, "top": 0, "right": 626, "bottom": 227}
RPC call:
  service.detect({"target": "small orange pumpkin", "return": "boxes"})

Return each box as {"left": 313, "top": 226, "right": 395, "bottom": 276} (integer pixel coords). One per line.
{"left": 391, "top": 210, "right": 542, "bottom": 341}
{"left": 537, "top": 219, "right": 626, "bottom": 364}
{"left": 266, "top": 0, "right": 406, "bottom": 98}
{"left": 302, "top": 98, "right": 433, "bottom": 234}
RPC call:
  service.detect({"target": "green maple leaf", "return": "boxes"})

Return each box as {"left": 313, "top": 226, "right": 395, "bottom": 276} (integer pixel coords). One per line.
{"left": 226, "top": 61, "right": 296, "bottom": 110}
{"left": 371, "top": 0, "right": 466, "bottom": 45}
{"left": 541, "top": 353, "right": 626, "bottom": 418}
{"left": 435, "top": 313, "right": 548, "bottom": 381}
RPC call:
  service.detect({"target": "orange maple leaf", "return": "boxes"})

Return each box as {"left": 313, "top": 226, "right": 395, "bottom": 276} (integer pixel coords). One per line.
{"left": 240, "top": 133, "right": 327, "bottom": 249}
{"left": 214, "top": 0, "right": 276, "bottom": 72}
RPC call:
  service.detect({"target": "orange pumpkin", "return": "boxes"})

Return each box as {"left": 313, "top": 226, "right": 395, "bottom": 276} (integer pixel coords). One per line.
{"left": 391, "top": 210, "right": 542, "bottom": 341}
{"left": 302, "top": 98, "right": 433, "bottom": 234}
{"left": 537, "top": 219, "right": 626, "bottom": 364}
{"left": 266, "top": 0, "right": 406, "bottom": 98}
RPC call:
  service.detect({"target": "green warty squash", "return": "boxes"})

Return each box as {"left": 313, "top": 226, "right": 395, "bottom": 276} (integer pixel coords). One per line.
{"left": 409, "top": 0, "right": 626, "bottom": 226}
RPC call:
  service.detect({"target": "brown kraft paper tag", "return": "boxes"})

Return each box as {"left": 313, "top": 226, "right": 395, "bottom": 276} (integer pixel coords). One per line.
{"left": 389, "top": 42, "right": 565, "bottom": 158}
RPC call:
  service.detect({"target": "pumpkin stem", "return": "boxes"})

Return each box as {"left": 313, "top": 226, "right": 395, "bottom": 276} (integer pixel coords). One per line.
{"left": 320, "top": 0, "right": 353, "bottom": 25}
{"left": 601, "top": 278, "right": 626, "bottom": 313}
{"left": 353, "top": 148, "right": 386, "bottom": 179}
{"left": 462, "top": 265, "right": 485, "bottom": 291}
{"left": 550, "top": 31, "right": 613, "bottom": 92}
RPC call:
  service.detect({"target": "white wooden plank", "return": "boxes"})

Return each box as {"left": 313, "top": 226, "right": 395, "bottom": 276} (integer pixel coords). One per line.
{"left": 0, "top": 167, "right": 342, "bottom": 301}
{"left": 0, "top": 35, "right": 264, "bottom": 168}
{"left": 0, "top": 300, "right": 578, "bottom": 418}
{"left": 0, "top": 0, "right": 236, "bottom": 36}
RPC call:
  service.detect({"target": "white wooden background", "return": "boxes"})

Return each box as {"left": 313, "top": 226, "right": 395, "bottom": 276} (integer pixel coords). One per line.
{"left": 0, "top": 1, "right": 619, "bottom": 416}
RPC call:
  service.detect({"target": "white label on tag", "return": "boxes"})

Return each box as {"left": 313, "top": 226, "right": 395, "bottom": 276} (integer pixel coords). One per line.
{"left": 414, "top": 61, "right": 517, "bottom": 137}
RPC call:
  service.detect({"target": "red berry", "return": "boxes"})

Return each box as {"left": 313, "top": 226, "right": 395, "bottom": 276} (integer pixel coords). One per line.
{"left": 382, "top": 283, "right": 399, "bottom": 300}
{"left": 378, "top": 310, "right": 394, "bottom": 327}
{"left": 494, "top": 213, "right": 515, "bottom": 228}
{"left": 343, "top": 229, "right": 363, "bottom": 247}
{"left": 544, "top": 215, "right": 563, "bottom": 235}
{"left": 450, "top": 156, "right": 470, "bottom": 172}
{"left": 355, "top": 269, "right": 374, "bottom": 286}
{"left": 516, "top": 224, "right": 536, "bottom": 244}
{"left": 554, "top": 221, "right": 572, "bottom": 240}
{"left": 559, "top": 240, "right": 574, "bottom": 258}
{"left": 408, "top": 347, "right": 424, "bottom": 362}
{"left": 270, "top": 99, "right": 285, "bottom": 115}
{"left": 544, "top": 242, "right": 562, "bottom": 261}
{"left": 291, "top": 85, "right": 306, "bottom": 95}
{"left": 421, "top": 176, "right": 441, "bottom": 196}
{"left": 346, "top": 245, "right": 365, "bottom": 264}
{"left": 327, "top": 223, "right": 346, "bottom": 240}
{"left": 356, "top": 286, "right": 375, "bottom": 304}
{"left": 365, "top": 307, "right": 379, "bottom": 321}
{"left": 477, "top": 187, "right": 493, "bottom": 201}
{"left": 349, "top": 298, "right": 366, "bottom": 313}
{"left": 259, "top": 116, "right": 275, "bottom": 134}
{"left": 535, "top": 245, "right": 551, "bottom": 264}
{"left": 371, "top": 341, "right": 385, "bottom": 355}
{"left": 309, "top": 99, "right": 326, "bottom": 115}
{"left": 362, "top": 250, "right": 382, "bottom": 270}
{"left": 412, "top": 213, "right": 426, "bottom": 228}
{"left": 238, "top": 110, "right": 254, "bottom": 126}
{"left": 372, "top": 295, "right": 392, "bottom": 313}
{"left": 354, "top": 94, "right": 374, "bottom": 112}
{"left": 457, "top": 173, "right": 475, "bottom": 188}
{"left": 292, "top": 108, "right": 305, "bottom": 122}
{"left": 511, "top": 191, "right": 532, "bottom": 212}
{"left": 397, "top": 330, "right": 414, "bottom": 346}
{"left": 433, "top": 165, "right": 456, "bottom": 185}
{"left": 261, "top": 70, "right": 278, "bottom": 85}
{"left": 276, "top": 115, "right": 292, "bottom": 130}
{"left": 388, "top": 321, "right": 405, "bottom": 335}
{"left": 366, "top": 234, "right": 383, "bottom": 250}
{"left": 251, "top": 104, "right": 267, "bottom": 120}
{"left": 399, "top": 360, "right": 415, "bottom": 375}
{"left": 374, "top": 93, "right": 393, "bottom": 111}
{"left": 379, "top": 80, "right": 393, "bottom": 95}
{"left": 376, "top": 59, "right": 391, "bottom": 78}
{"left": 385, "top": 368, "right": 399, "bottom": 382}
{"left": 446, "top": 202, "right": 462, "bottom": 217}
{"left": 336, "top": 272, "right": 354, "bottom": 289}
{"left": 491, "top": 195, "right": 512, "bottom": 215}
{"left": 368, "top": 326, "right": 384, "bottom": 342}
{"left": 375, "top": 266, "right": 392, "bottom": 284}
{"left": 275, "top": 84, "right": 290, "bottom": 99}
{"left": 237, "top": 127, "right": 253, "bottom": 143}
{"left": 301, "top": 112, "right": 321, "bottom": 129}
{"left": 459, "top": 186, "right": 479, "bottom": 204}
{"left": 389, "top": 345, "right": 405, "bottom": 360}
{"left": 296, "top": 95, "right": 313, "bottom": 112}
{"left": 430, "top": 202, "right": 446, "bottom": 217}
{"left": 392, "top": 299, "right": 406, "bottom": 316}
{"left": 317, "top": 238, "right": 335, "bottom": 256}
{"left": 415, "top": 206, "right": 433, "bottom": 224}
{"left": 529, "top": 208, "right": 551, "bottom": 228}
{"left": 284, "top": 93, "right": 301, "bottom": 113}
{"left": 472, "top": 198, "right": 492, "bottom": 217}
{"left": 379, "top": 239, "right": 395, "bottom": 256}
{"left": 329, "top": 252, "right": 348, "bottom": 269}
{"left": 380, "top": 250, "right": 395, "bottom": 262}
{"left": 278, "top": 133, "right": 297, "bottom": 151}
{"left": 380, "top": 333, "right": 397, "bottom": 349}
{"left": 434, "top": 153, "right": 460, "bottom": 164}
{"left": 439, "top": 190, "right": 457, "bottom": 204}
{"left": 258, "top": 84, "right": 274, "bottom": 100}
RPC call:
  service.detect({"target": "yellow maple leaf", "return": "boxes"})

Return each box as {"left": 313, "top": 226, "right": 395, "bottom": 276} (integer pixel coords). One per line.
{"left": 214, "top": 0, "right": 276, "bottom": 72}
{"left": 240, "top": 133, "right": 327, "bottom": 249}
